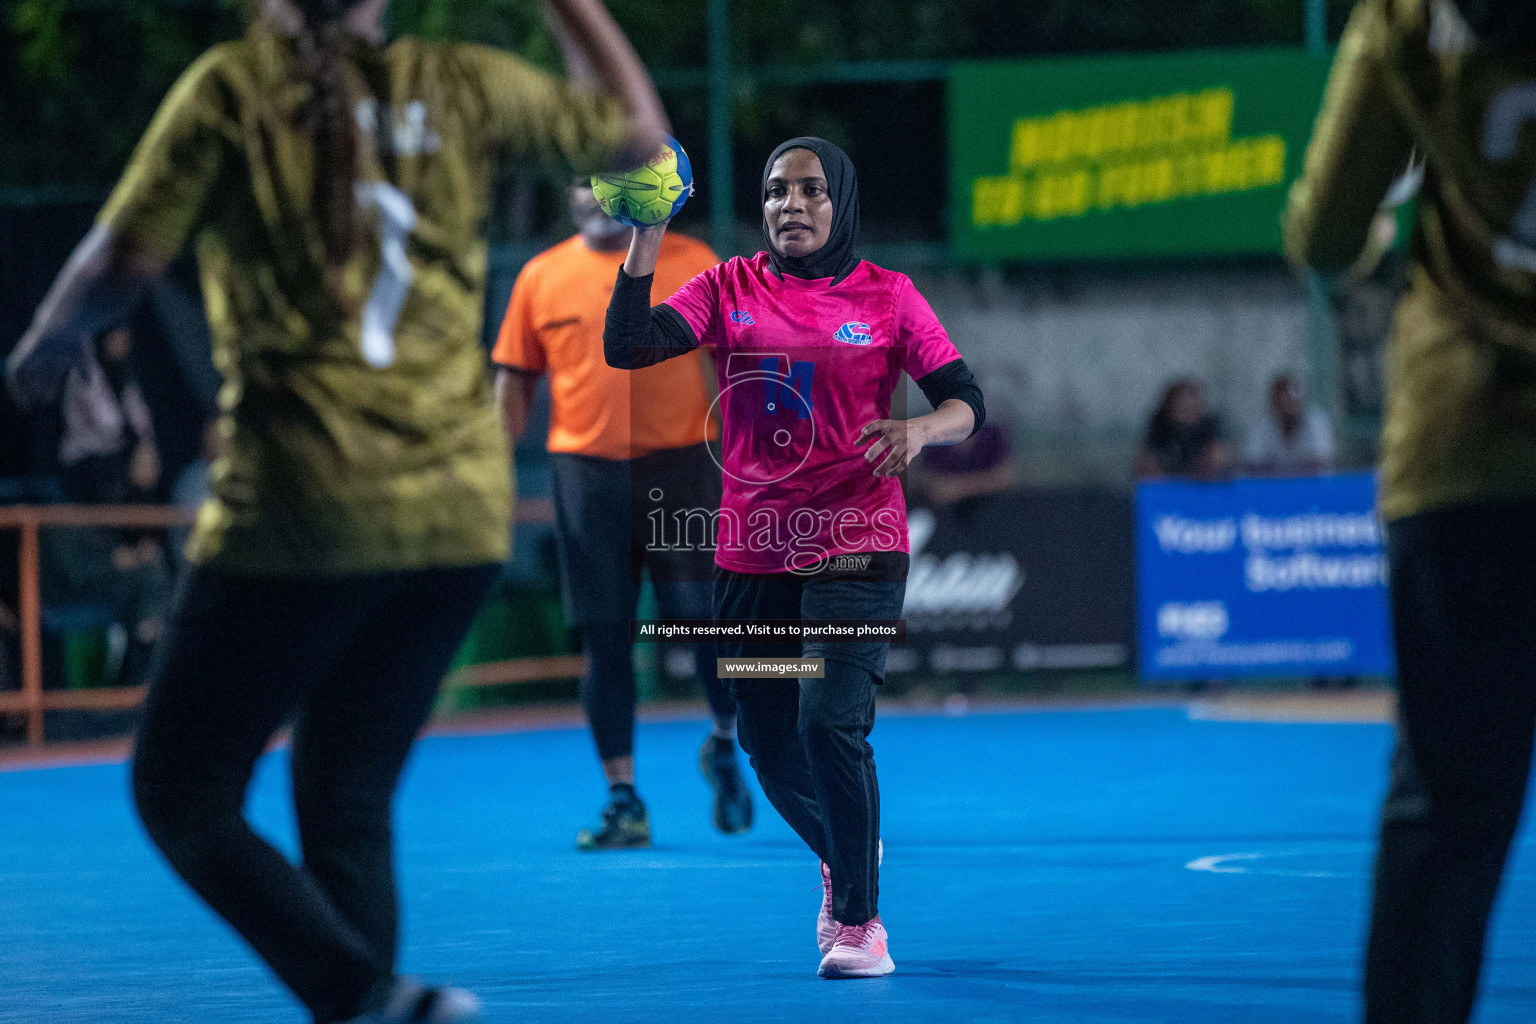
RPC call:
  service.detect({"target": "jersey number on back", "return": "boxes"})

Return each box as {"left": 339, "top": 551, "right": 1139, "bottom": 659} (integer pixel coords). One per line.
{"left": 1481, "top": 82, "right": 1536, "bottom": 271}
{"left": 354, "top": 182, "right": 418, "bottom": 368}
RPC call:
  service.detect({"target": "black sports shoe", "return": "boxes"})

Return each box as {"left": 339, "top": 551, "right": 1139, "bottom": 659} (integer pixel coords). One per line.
{"left": 576, "top": 784, "right": 651, "bottom": 851}
{"left": 700, "top": 735, "right": 754, "bottom": 835}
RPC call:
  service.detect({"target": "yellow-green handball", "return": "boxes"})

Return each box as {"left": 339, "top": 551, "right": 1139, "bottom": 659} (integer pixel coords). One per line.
{"left": 591, "top": 134, "right": 693, "bottom": 227}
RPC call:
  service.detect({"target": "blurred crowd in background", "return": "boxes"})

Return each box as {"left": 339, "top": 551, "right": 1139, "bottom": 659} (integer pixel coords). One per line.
{"left": 0, "top": 259, "right": 1380, "bottom": 705}
{"left": 0, "top": 0, "right": 1399, "bottom": 717}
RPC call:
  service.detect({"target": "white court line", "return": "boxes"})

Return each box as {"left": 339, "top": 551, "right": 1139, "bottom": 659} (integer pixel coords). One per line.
{"left": 1185, "top": 852, "right": 1264, "bottom": 874}
{"left": 1185, "top": 850, "right": 1352, "bottom": 878}
{"left": 1189, "top": 840, "right": 1536, "bottom": 881}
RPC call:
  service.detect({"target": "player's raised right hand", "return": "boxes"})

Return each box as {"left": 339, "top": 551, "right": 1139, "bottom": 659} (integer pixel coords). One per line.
{"left": 623, "top": 221, "right": 668, "bottom": 278}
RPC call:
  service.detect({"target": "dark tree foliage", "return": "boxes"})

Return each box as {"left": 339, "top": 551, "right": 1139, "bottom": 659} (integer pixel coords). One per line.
{"left": 1, "top": 0, "right": 1355, "bottom": 239}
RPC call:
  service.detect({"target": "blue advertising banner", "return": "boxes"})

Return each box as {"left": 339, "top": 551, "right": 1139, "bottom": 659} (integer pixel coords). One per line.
{"left": 1136, "top": 473, "right": 1394, "bottom": 681}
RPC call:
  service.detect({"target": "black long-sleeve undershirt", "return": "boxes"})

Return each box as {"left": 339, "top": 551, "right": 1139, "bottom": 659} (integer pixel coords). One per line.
{"left": 603, "top": 267, "right": 985, "bottom": 436}
{"left": 915, "top": 357, "right": 986, "bottom": 438}
{"left": 603, "top": 268, "right": 698, "bottom": 370}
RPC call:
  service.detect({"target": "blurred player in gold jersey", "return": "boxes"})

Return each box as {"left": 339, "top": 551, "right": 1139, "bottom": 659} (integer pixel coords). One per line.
{"left": 6, "top": 0, "right": 665, "bottom": 1020}
{"left": 1286, "top": 2, "right": 1536, "bottom": 1021}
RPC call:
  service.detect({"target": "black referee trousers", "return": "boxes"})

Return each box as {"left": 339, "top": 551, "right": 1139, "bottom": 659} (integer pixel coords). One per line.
{"left": 1365, "top": 502, "right": 1536, "bottom": 1024}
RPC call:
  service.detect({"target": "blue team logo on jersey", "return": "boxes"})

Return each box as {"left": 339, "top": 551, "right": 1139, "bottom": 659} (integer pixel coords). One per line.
{"left": 834, "top": 321, "right": 873, "bottom": 345}
{"left": 730, "top": 310, "right": 755, "bottom": 325}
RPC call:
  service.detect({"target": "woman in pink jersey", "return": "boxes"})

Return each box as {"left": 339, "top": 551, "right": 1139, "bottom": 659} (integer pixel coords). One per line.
{"left": 604, "top": 137, "right": 984, "bottom": 979}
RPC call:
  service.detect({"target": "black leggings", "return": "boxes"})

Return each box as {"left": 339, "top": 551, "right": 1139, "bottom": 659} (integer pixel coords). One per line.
{"left": 131, "top": 564, "right": 497, "bottom": 1024}
{"left": 715, "top": 563, "right": 905, "bottom": 926}
{"left": 580, "top": 622, "right": 733, "bottom": 762}
{"left": 734, "top": 661, "right": 882, "bottom": 924}
{"left": 1366, "top": 502, "right": 1536, "bottom": 1024}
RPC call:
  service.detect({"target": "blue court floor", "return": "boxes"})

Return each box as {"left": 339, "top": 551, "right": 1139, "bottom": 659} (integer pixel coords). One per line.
{"left": 3, "top": 706, "right": 1534, "bottom": 1024}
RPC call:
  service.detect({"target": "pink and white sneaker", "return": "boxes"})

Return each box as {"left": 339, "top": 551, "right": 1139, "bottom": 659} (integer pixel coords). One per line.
{"left": 817, "top": 839, "right": 883, "bottom": 955}
{"left": 816, "top": 861, "right": 837, "bottom": 954}
{"left": 817, "top": 916, "right": 895, "bottom": 979}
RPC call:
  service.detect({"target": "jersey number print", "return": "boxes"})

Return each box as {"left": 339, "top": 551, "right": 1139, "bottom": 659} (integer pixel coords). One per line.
{"left": 763, "top": 358, "right": 815, "bottom": 418}
{"left": 355, "top": 181, "right": 418, "bottom": 368}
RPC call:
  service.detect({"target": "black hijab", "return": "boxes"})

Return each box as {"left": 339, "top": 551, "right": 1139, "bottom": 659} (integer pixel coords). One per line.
{"left": 761, "top": 137, "right": 861, "bottom": 285}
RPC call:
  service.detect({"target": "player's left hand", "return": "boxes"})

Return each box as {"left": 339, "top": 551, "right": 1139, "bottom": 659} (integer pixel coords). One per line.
{"left": 858, "top": 419, "right": 927, "bottom": 477}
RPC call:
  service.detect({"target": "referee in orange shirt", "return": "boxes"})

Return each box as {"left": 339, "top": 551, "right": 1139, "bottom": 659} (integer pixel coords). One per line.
{"left": 494, "top": 182, "right": 752, "bottom": 849}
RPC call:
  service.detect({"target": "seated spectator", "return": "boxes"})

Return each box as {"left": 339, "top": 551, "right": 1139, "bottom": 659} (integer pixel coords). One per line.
{"left": 59, "top": 327, "right": 159, "bottom": 505}
{"left": 1135, "top": 378, "right": 1233, "bottom": 481}
{"left": 45, "top": 326, "right": 169, "bottom": 686}
{"left": 909, "top": 420, "right": 1018, "bottom": 507}
{"left": 1243, "top": 374, "right": 1335, "bottom": 477}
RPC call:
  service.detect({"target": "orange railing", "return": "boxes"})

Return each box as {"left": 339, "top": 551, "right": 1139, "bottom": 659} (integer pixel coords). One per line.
{"left": 0, "top": 499, "right": 579, "bottom": 747}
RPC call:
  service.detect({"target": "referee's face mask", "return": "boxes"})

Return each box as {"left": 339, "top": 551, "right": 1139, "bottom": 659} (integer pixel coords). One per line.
{"left": 761, "top": 137, "right": 861, "bottom": 285}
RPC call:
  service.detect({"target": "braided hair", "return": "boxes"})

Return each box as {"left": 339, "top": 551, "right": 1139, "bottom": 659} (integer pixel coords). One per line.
{"left": 291, "top": 0, "right": 368, "bottom": 265}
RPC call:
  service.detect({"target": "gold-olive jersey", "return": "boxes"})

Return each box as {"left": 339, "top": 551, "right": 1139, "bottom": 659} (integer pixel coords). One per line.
{"left": 1284, "top": 0, "right": 1536, "bottom": 521}
{"left": 99, "top": 23, "right": 630, "bottom": 575}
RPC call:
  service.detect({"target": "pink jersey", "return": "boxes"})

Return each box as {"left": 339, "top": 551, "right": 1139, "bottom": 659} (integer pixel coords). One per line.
{"left": 663, "top": 252, "right": 961, "bottom": 574}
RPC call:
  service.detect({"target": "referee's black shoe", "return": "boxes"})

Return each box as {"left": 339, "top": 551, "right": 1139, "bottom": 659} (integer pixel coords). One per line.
{"left": 700, "top": 735, "right": 754, "bottom": 835}
{"left": 576, "top": 784, "right": 651, "bottom": 851}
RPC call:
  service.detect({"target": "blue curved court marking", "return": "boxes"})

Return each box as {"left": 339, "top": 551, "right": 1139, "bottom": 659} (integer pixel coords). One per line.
{"left": 3, "top": 707, "right": 1534, "bottom": 1024}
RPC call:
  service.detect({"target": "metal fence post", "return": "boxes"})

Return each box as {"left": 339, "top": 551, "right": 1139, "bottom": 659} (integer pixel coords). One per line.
{"left": 1305, "top": 2, "right": 1340, "bottom": 433}
{"left": 1307, "top": 271, "right": 1342, "bottom": 433}
{"left": 19, "top": 517, "right": 43, "bottom": 746}
{"left": 1306, "top": 0, "right": 1327, "bottom": 56}
{"left": 707, "top": 0, "right": 734, "bottom": 255}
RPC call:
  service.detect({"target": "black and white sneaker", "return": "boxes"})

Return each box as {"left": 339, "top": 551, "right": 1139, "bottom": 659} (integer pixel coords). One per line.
{"left": 576, "top": 784, "right": 652, "bottom": 850}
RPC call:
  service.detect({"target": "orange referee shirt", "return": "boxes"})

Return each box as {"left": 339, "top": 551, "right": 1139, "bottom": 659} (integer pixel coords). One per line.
{"left": 493, "top": 232, "right": 720, "bottom": 460}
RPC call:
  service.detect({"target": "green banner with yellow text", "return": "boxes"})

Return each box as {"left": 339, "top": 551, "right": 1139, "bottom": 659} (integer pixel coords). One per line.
{"left": 949, "top": 48, "right": 1330, "bottom": 261}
